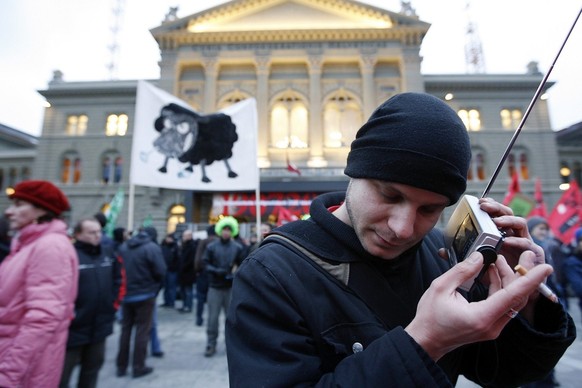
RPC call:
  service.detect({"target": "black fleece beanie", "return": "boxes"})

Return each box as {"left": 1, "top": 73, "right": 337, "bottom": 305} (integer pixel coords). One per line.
{"left": 344, "top": 92, "right": 471, "bottom": 205}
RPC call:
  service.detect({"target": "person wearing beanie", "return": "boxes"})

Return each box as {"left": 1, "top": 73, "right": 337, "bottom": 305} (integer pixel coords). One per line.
{"left": 202, "top": 216, "right": 246, "bottom": 357}
{"left": 0, "top": 180, "right": 79, "bottom": 387}
{"left": 226, "top": 93, "right": 575, "bottom": 387}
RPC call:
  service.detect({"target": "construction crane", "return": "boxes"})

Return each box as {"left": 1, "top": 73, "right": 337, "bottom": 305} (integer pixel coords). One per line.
{"left": 106, "top": 0, "right": 126, "bottom": 79}
{"left": 464, "top": 1, "right": 486, "bottom": 73}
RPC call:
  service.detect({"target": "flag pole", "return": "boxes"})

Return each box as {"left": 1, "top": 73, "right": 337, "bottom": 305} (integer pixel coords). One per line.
{"left": 128, "top": 183, "right": 135, "bottom": 233}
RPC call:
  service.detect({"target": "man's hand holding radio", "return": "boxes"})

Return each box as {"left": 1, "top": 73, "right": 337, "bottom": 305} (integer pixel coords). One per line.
{"left": 407, "top": 197, "right": 552, "bottom": 361}
{"left": 407, "top": 249, "right": 553, "bottom": 361}
{"left": 478, "top": 197, "right": 546, "bottom": 267}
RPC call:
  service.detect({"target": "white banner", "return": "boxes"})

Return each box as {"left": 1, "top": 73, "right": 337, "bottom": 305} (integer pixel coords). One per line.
{"left": 130, "top": 81, "right": 258, "bottom": 191}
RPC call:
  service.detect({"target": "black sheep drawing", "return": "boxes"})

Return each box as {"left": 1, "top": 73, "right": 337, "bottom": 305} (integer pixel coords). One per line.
{"left": 153, "top": 103, "right": 239, "bottom": 183}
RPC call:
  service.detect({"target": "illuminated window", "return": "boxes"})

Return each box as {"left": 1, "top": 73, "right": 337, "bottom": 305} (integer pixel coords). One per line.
{"left": 507, "top": 149, "right": 529, "bottom": 180}
{"left": 323, "top": 92, "right": 363, "bottom": 148}
{"left": 61, "top": 152, "right": 81, "bottom": 184}
{"left": 218, "top": 91, "right": 248, "bottom": 110}
{"left": 500, "top": 108, "right": 523, "bottom": 130}
{"left": 167, "top": 204, "right": 186, "bottom": 234}
{"left": 102, "top": 152, "right": 123, "bottom": 184}
{"left": 270, "top": 93, "right": 308, "bottom": 149}
{"left": 467, "top": 150, "right": 486, "bottom": 181}
{"left": 66, "top": 114, "right": 88, "bottom": 135}
{"left": 105, "top": 114, "right": 128, "bottom": 136}
{"left": 458, "top": 109, "right": 481, "bottom": 131}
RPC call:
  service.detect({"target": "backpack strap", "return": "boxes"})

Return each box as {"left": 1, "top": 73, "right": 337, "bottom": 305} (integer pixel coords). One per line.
{"left": 264, "top": 234, "right": 350, "bottom": 285}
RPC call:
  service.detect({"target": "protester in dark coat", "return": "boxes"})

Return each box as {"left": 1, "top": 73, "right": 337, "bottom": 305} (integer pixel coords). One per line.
{"left": 115, "top": 227, "right": 166, "bottom": 379}
{"left": 178, "top": 229, "right": 198, "bottom": 313}
{"left": 160, "top": 233, "right": 179, "bottom": 308}
{"left": 193, "top": 225, "right": 216, "bottom": 326}
{"left": 226, "top": 93, "right": 576, "bottom": 387}
{"left": 60, "top": 218, "right": 123, "bottom": 388}
{"left": 203, "top": 217, "right": 245, "bottom": 357}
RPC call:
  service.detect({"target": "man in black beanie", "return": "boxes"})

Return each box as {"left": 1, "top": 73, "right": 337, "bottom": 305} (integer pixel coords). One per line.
{"left": 226, "top": 93, "right": 575, "bottom": 387}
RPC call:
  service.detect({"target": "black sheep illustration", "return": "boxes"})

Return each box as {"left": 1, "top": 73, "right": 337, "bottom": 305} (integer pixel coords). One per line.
{"left": 153, "top": 103, "right": 239, "bottom": 183}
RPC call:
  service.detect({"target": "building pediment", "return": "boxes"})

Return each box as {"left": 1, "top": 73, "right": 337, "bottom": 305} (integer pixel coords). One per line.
{"left": 151, "top": 0, "right": 429, "bottom": 46}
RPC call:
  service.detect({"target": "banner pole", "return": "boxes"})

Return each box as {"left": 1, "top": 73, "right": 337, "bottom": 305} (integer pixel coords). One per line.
{"left": 128, "top": 183, "right": 135, "bottom": 233}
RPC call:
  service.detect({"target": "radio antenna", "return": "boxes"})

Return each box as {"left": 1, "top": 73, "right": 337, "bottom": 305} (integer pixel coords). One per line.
{"left": 481, "top": 7, "right": 582, "bottom": 198}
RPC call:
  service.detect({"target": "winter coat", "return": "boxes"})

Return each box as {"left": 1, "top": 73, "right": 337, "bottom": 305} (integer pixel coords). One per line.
{"left": 161, "top": 240, "right": 179, "bottom": 272}
{"left": 226, "top": 192, "right": 576, "bottom": 387}
{"left": 203, "top": 238, "right": 245, "bottom": 289}
{"left": 118, "top": 231, "right": 166, "bottom": 300}
{"left": 0, "top": 220, "right": 78, "bottom": 388}
{"left": 67, "top": 240, "right": 123, "bottom": 347}
{"left": 179, "top": 239, "right": 198, "bottom": 286}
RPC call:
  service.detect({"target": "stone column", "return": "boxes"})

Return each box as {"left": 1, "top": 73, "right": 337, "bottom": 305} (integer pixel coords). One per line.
{"left": 307, "top": 55, "right": 327, "bottom": 167}
{"left": 255, "top": 55, "right": 271, "bottom": 168}
{"left": 360, "top": 55, "right": 377, "bottom": 119}
{"left": 400, "top": 49, "right": 424, "bottom": 93}
{"left": 202, "top": 57, "right": 219, "bottom": 113}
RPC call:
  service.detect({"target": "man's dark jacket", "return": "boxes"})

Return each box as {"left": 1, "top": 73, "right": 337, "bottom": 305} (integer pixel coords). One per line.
{"left": 203, "top": 237, "right": 245, "bottom": 289}
{"left": 179, "top": 239, "right": 198, "bottom": 286}
{"left": 226, "top": 192, "right": 576, "bottom": 387}
{"left": 67, "top": 241, "right": 122, "bottom": 347}
{"left": 118, "top": 232, "right": 166, "bottom": 298}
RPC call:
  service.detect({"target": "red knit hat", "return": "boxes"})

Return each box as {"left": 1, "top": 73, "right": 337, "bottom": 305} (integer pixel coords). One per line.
{"left": 9, "top": 180, "right": 70, "bottom": 216}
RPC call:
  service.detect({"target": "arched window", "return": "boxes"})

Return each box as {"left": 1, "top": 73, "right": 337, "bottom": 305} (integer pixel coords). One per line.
{"left": 218, "top": 91, "right": 249, "bottom": 110}
{"left": 105, "top": 114, "right": 128, "bottom": 136}
{"left": 458, "top": 109, "right": 481, "bottom": 131}
{"left": 21, "top": 167, "right": 30, "bottom": 181}
{"left": 467, "top": 150, "right": 486, "bottom": 181}
{"left": 61, "top": 152, "right": 81, "bottom": 184}
{"left": 8, "top": 168, "right": 16, "bottom": 188}
{"left": 102, "top": 151, "right": 123, "bottom": 184}
{"left": 270, "top": 93, "right": 308, "bottom": 149}
{"left": 507, "top": 148, "right": 529, "bottom": 180}
{"left": 167, "top": 204, "right": 186, "bottom": 234}
{"left": 323, "top": 91, "right": 362, "bottom": 148}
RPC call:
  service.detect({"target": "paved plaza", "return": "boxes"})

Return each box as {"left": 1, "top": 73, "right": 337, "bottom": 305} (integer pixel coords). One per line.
{"left": 92, "top": 297, "right": 582, "bottom": 388}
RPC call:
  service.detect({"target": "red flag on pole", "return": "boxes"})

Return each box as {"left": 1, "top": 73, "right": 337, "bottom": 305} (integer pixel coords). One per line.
{"left": 528, "top": 177, "right": 548, "bottom": 218}
{"left": 286, "top": 153, "right": 301, "bottom": 175}
{"left": 548, "top": 180, "right": 582, "bottom": 244}
{"left": 276, "top": 207, "right": 299, "bottom": 226}
{"left": 503, "top": 172, "right": 520, "bottom": 205}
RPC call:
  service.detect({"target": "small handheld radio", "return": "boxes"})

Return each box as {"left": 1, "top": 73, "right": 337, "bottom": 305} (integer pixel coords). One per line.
{"left": 444, "top": 8, "right": 581, "bottom": 296}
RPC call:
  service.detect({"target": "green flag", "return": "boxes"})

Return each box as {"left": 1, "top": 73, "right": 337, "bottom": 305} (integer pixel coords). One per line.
{"left": 104, "top": 188, "right": 124, "bottom": 237}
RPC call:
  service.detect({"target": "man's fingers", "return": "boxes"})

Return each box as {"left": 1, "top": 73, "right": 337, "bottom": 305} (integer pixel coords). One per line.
{"left": 434, "top": 251, "right": 484, "bottom": 292}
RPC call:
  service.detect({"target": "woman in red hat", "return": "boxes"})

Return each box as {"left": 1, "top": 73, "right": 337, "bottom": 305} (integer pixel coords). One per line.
{"left": 0, "top": 180, "right": 79, "bottom": 388}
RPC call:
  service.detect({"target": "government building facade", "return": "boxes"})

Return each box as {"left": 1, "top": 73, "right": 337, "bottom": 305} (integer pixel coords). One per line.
{"left": 1, "top": 0, "right": 575, "bottom": 237}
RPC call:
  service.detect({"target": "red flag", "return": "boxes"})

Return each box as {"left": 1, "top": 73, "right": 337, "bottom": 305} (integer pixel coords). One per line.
{"left": 548, "top": 180, "right": 582, "bottom": 244}
{"left": 276, "top": 207, "right": 299, "bottom": 226}
{"left": 286, "top": 154, "right": 301, "bottom": 175}
{"left": 503, "top": 172, "right": 520, "bottom": 205}
{"left": 528, "top": 177, "right": 548, "bottom": 218}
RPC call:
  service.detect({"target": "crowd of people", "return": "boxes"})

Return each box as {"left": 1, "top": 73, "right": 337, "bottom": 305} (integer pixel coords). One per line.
{"left": 0, "top": 93, "right": 580, "bottom": 387}
{"left": 0, "top": 180, "right": 272, "bottom": 386}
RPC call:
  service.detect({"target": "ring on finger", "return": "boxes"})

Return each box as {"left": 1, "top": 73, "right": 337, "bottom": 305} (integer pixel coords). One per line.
{"left": 505, "top": 308, "right": 519, "bottom": 319}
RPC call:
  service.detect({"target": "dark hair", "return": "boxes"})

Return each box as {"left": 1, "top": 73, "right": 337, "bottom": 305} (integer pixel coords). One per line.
{"left": 94, "top": 212, "right": 107, "bottom": 228}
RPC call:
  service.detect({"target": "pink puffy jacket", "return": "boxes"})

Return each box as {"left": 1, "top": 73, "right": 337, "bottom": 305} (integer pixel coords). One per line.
{"left": 0, "top": 220, "right": 78, "bottom": 387}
